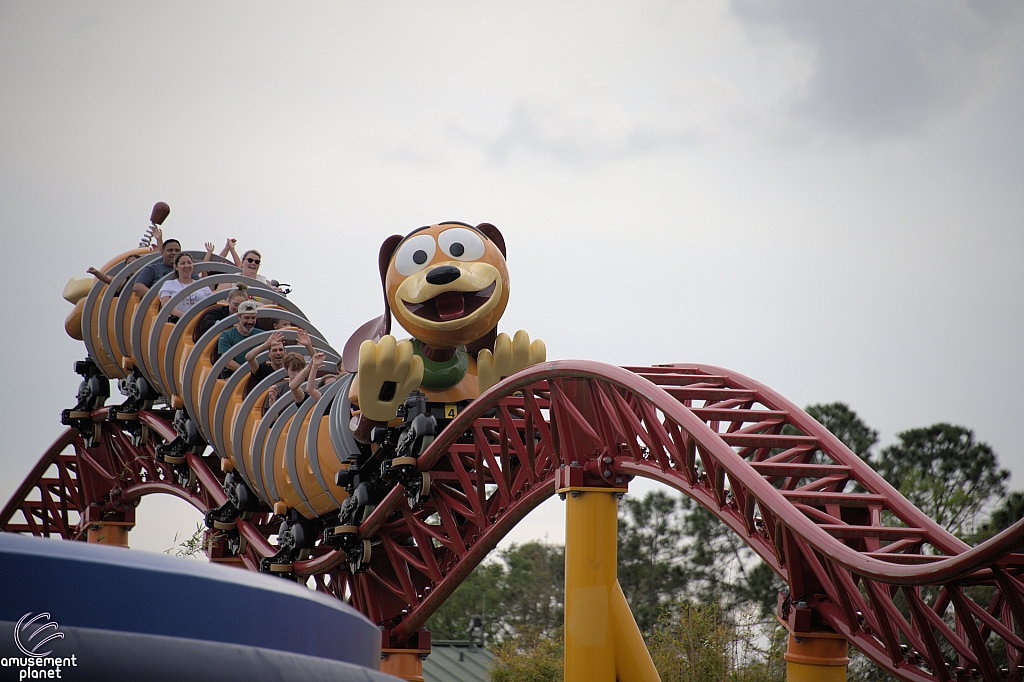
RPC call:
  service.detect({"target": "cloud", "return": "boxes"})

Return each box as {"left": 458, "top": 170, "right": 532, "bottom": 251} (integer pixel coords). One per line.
{"left": 732, "top": 0, "right": 1024, "bottom": 138}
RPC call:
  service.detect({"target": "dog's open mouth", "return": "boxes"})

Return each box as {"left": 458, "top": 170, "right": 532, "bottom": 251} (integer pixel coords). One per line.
{"left": 403, "top": 282, "right": 496, "bottom": 322}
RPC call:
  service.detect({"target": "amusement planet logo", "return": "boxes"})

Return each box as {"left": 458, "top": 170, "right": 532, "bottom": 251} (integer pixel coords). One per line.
{"left": 2, "top": 613, "right": 78, "bottom": 680}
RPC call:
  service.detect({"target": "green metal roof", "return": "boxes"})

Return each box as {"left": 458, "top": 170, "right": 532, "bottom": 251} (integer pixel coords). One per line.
{"left": 423, "top": 640, "right": 494, "bottom": 682}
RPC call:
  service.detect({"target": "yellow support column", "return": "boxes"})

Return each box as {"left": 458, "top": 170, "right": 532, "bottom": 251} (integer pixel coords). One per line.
{"left": 563, "top": 486, "right": 660, "bottom": 682}
{"left": 86, "top": 522, "right": 130, "bottom": 547}
{"left": 784, "top": 631, "right": 848, "bottom": 682}
{"left": 380, "top": 649, "right": 428, "bottom": 682}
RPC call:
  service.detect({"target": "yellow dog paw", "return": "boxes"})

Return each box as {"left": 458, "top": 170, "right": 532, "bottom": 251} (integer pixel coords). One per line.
{"left": 357, "top": 335, "right": 424, "bottom": 422}
{"left": 477, "top": 330, "right": 546, "bottom": 393}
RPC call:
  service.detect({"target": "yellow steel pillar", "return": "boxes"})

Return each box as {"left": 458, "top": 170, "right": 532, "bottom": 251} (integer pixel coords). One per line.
{"left": 380, "top": 649, "right": 428, "bottom": 682}
{"left": 563, "top": 486, "right": 660, "bottom": 682}
{"left": 86, "top": 522, "right": 130, "bottom": 547}
{"left": 784, "top": 631, "right": 848, "bottom": 682}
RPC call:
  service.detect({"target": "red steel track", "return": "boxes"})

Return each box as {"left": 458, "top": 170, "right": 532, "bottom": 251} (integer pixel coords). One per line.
{"left": 4, "top": 360, "right": 1024, "bottom": 681}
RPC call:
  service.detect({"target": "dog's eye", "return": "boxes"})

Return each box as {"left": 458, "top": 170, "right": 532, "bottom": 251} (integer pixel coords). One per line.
{"left": 438, "top": 228, "right": 485, "bottom": 262}
{"left": 395, "top": 235, "right": 437, "bottom": 276}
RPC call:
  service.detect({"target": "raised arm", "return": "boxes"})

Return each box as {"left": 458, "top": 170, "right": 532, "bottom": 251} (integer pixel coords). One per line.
{"left": 86, "top": 267, "right": 113, "bottom": 285}
{"left": 303, "top": 352, "right": 325, "bottom": 402}
{"left": 150, "top": 225, "right": 163, "bottom": 252}
{"left": 221, "top": 238, "right": 240, "bottom": 266}
{"left": 245, "top": 330, "right": 283, "bottom": 374}
{"left": 289, "top": 352, "right": 320, "bottom": 403}
{"left": 295, "top": 328, "right": 315, "bottom": 357}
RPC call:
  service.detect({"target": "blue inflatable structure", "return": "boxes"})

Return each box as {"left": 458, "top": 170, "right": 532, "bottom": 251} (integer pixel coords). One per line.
{"left": 0, "top": 533, "right": 397, "bottom": 681}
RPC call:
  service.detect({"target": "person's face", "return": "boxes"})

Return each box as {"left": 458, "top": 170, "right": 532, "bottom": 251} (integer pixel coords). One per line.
{"left": 237, "top": 312, "right": 257, "bottom": 334}
{"left": 268, "top": 341, "right": 286, "bottom": 367}
{"left": 242, "top": 253, "right": 261, "bottom": 275}
{"left": 175, "top": 255, "right": 194, "bottom": 279}
{"left": 162, "top": 242, "right": 181, "bottom": 267}
{"left": 286, "top": 365, "right": 300, "bottom": 380}
{"left": 228, "top": 296, "right": 244, "bottom": 314}
{"left": 125, "top": 254, "right": 139, "bottom": 265}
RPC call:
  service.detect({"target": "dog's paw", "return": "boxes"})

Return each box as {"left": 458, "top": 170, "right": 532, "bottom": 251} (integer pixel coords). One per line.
{"left": 357, "top": 335, "right": 424, "bottom": 422}
{"left": 477, "top": 330, "right": 546, "bottom": 393}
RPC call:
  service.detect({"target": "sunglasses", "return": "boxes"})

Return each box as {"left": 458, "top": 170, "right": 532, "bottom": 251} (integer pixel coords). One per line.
{"left": 245, "top": 257, "right": 261, "bottom": 265}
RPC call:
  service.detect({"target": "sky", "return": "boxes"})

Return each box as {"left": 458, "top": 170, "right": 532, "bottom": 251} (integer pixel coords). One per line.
{"left": 2, "top": 1, "right": 1023, "bottom": 556}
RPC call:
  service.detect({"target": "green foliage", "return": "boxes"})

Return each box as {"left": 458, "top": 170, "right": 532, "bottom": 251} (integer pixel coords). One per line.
{"left": 426, "top": 561, "right": 505, "bottom": 642}
{"left": 805, "top": 402, "right": 879, "bottom": 462}
{"left": 732, "top": 562, "right": 786, "bottom": 619}
{"left": 618, "top": 489, "right": 785, "bottom": 631}
{"left": 425, "top": 541, "right": 564, "bottom": 642}
{"left": 649, "top": 602, "right": 732, "bottom": 681}
{"left": 165, "top": 523, "right": 216, "bottom": 559}
{"left": 618, "top": 490, "right": 692, "bottom": 633}
{"left": 500, "top": 542, "right": 564, "bottom": 637}
{"left": 975, "top": 490, "right": 1024, "bottom": 542}
{"left": 489, "top": 628, "right": 563, "bottom": 682}
{"left": 648, "top": 602, "right": 786, "bottom": 682}
{"left": 876, "top": 424, "right": 1008, "bottom": 536}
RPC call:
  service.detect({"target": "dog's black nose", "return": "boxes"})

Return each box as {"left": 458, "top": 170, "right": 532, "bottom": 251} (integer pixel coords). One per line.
{"left": 426, "top": 265, "right": 461, "bottom": 285}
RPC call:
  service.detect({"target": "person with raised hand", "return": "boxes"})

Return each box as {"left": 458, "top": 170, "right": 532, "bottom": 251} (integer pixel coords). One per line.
{"left": 133, "top": 238, "right": 180, "bottom": 296}
{"left": 290, "top": 351, "right": 325, "bottom": 403}
{"left": 245, "top": 330, "right": 287, "bottom": 384}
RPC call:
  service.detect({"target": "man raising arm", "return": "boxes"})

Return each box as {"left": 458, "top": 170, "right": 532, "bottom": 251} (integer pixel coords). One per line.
{"left": 133, "top": 239, "right": 181, "bottom": 297}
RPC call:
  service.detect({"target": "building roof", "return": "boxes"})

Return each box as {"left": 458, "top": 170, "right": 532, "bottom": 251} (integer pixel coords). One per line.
{"left": 423, "top": 640, "right": 495, "bottom": 682}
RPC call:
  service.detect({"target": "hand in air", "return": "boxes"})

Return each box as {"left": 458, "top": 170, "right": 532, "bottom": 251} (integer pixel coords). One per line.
{"left": 477, "top": 330, "right": 546, "bottom": 394}
{"left": 205, "top": 242, "right": 215, "bottom": 254}
{"left": 357, "top": 335, "right": 424, "bottom": 422}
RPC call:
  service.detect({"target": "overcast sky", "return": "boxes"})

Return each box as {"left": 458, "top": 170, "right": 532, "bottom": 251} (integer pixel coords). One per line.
{"left": 2, "top": 1, "right": 1022, "bottom": 555}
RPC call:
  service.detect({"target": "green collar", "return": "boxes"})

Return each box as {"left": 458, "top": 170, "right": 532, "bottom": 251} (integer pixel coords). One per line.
{"left": 412, "top": 339, "right": 468, "bottom": 390}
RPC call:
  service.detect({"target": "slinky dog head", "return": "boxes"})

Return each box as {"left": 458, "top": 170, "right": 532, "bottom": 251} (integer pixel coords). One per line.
{"left": 380, "top": 222, "right": 509, "bottom": 350}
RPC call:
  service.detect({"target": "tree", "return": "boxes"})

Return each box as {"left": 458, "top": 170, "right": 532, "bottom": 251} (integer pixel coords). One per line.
{"left": 876, "top": 424, "right": 1008, "bottom": 536}
{"left": 426, "top": 559, "right": 504, "bottom": 641}
{"left": 498, "top": 542, "right": 564, "bottom": 638}
{"left": 805, "top": 403, "right": 879, "bottom": 462}
{"left": 647, "top": 601, "right": 786, "bottom": 682}
{"left": 425, "top": 541, "right": 564, "bottom": 642}
{"left": 648, "top": 602, "right": 732, "bottom": 681}
{"left": 974, "top": 490, "right": 1024, "bottom": 542}
{"left": 489, "top": 627, "right": 563, "bottom": 682}
{"left": 618, "top": 490, "right": 692, "bottom": 634}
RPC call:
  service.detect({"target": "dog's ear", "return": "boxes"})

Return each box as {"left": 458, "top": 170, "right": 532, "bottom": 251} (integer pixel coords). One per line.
{"left": 378, "top": 234, "right": 403, "bottom": 332}
{"left": 476, "top": 223, "right": 506, "bottom": 259}
{"left": 342, "top": 234, "right": 403, "bottom": 374}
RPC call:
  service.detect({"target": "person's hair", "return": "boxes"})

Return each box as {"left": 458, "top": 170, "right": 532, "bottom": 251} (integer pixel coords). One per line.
{"left": 227, "top": 284, "right": 249, "bottom": 303}
{"left": 242, "top": 249, "right": 262, "bottom": 264}
{"left": 124, "top": 254, "right": 139, "bottom": 266}
{"left": 172, "top": 252, "right": 193, "bottom": 279}
{"left": 162, "top": 239, "right": 181, "bottom": 251}
{"left": 283, "top": 353, "right": 306, "bottom": 372}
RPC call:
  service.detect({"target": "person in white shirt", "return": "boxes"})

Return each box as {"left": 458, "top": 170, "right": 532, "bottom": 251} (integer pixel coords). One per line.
{"left": 158, "top": 252, "right": 214, "bottom": 322}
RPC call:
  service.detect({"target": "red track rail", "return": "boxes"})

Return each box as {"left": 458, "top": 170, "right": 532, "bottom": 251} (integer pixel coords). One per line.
{"left": 5, "top": 361, "right": 1024, "bottom": 681}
